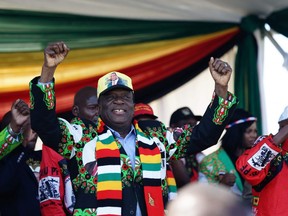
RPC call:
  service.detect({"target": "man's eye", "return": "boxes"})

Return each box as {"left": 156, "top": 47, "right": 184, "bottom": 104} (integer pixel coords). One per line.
{"left": 123, "top": 95, "right": 132, "bottom": 99}
{"left": 105, "top": 95, "right": 115, "bottom": 101}
{"left": 104, "top": 94, "right": 132, "bottom": 101}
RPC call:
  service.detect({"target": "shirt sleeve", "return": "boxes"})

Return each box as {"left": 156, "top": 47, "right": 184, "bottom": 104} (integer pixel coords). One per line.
{"left": 0, "top": 126, "right": 23, "bottom": 160}
{"left": 30, "top": 77, "right": 62, "bottom": 150}
{"left": 199, "top": 152, "right": 226, "bottom": 183}
{"left": 166, "top": 91, "right": 238, "bottom": 161}
{"left": 236, "top": 135, "right": 281, "bottom": 186}
{"left": 39, "top": 145, "right": 67, "bottom": 216}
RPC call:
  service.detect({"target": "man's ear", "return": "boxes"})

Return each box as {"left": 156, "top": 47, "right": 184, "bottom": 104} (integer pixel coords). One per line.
{"left": 72, "top": 105, "right": 79, "bottom": 117}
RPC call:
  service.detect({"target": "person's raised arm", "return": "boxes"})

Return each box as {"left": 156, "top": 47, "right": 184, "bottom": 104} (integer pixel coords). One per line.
{"left": 209, "top": 57, "right": 232, "bottom": 99}
{"left": 39, "top": 41, "right": 69, "bottom": 83}
{"left": 30, "top": 42, "right": 70, "bottom": 151}
{"left": 171, "top": 57, "right": 237, "bottom": 157}
{"left": 272, "top": 124, "right": 288, "bottom": 146}
{"left": 0, "top": 99, "right": 30, "bottom": 160}
{"left": 10, "top": 99, "right": 30, "bottom": 135}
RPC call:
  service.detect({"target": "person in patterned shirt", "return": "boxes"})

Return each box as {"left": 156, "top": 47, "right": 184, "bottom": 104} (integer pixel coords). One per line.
{"left": 199, "top": 108, "right": 258, "bottom": 210}
{"left": 236, "top": 106, "right": 288, "bottom": 216}
{"left": 0, "top": 99, "right": 41, "bottom": 216}
{"left": 30, "top": 41, "right": 238, "bottom": 216}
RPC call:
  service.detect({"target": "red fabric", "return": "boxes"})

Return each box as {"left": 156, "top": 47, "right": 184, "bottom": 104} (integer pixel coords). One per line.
{"left": 96, "top": 149, "right": 121, "bottom": 158}
{"left": 97, "top": 190, "right": 122, "bottom": 199}
{"left": 134, "top": 103, "right": 157, "bottom": 119}
{"left": 236, "top": 136, "right": 288, "bottom": 216}
{"left": 39, "top": 145, "right": 66, "bottom": 216}
{"left": 139, "top": 146, "right": 161, "bottom": 155}
{"left": 143, "top": 186, "right": 165, "bottom": 216}
{"left": 281, "top": 138, "right": 288, "bottom": 152}
{"left": 0, "top": 28, "right": 240, "bottom": 119}
{"left": 236, "top": 135, "right": 280, "bottom": 186}
{"left": 122, "top": 29, "right": 240, "bottom": 90}
{"left": 166, "top": 168, "right": 174, "bottom": 178}
{"left": 190, "top": 168, "right": 199, "bottom": 182}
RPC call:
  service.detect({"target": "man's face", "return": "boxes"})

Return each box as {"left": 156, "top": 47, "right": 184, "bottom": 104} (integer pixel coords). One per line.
{"left": 99, "top": 89, "right": 134, "bottom": 129}
{"left": 111, "top": 73, "right": 117, "bottom": 81}
{"left": 78, "top": 95, "right": 99, "bottom": 123}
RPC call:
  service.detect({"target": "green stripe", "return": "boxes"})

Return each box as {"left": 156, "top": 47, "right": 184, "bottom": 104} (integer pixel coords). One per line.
{"left": 0, "top": 128, "right": 23, "bottom": 160}
{"left": 141, "top": 163, "right": 161, "bottom": 171}
{"left": 168, "top": 185, "right": 177, "bottom": 193}
{"left": 98, "top": 173, "right": 121, "bottom": 182}
{"left": 99, "top": 135, "right": 116, "bottom": 144}
{"left": 0, "top": 9, "right": 237, "bottom": 52}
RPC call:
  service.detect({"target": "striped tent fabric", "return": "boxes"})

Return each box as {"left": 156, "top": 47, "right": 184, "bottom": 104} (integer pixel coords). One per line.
{"left": 0, "top": 9, "right": 241, "bottom": 120}
{"left": 3, "top": 7, "right": 288, "bottom": 132}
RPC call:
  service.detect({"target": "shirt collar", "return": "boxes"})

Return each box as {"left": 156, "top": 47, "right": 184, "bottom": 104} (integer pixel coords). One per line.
{"left": 108, "top": 124, "right": 136, "bottom": 139}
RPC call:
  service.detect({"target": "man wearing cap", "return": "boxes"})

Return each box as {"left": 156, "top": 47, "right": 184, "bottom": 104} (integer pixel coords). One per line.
{"left": 134, "top": 103, "right": 178, "bottom": 205}
{"left": 169, "top": 107, "right": 202, "bottom": 129}
{"left": 134, "top": 103, "right": 158, "bottom": 121}
{"left": 169, "top": 107, "right": 204, "bottom": 188}
{"left": 236, "top": 106, "right": 288, "bottom": 216}
{"left": 30, "top": 41, "right": 238, "bottom": 216}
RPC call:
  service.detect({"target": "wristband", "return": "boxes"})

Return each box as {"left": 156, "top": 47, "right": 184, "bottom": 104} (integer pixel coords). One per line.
{"left": 8, "top": 124, "right": 22, "bottom": 138}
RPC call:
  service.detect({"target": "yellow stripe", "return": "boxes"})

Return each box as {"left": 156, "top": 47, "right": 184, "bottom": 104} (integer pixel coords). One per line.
{"left": 0, "top": 27, "right": 239, "bottom": 92}
{"left": 96, "top": 141, "right": 119, "bottom": 150}
{"left": 141, "top": 154, "right": 161, "bottom": 163}
{"left": 167, "top": 177, "right": 176, "bottom": 186}
{"left": 97, "top": 181, "right": 122, "bottom": 191}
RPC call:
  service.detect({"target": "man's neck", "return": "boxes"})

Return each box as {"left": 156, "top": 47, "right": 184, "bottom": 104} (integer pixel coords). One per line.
{"left": 109, "top": 124, "right": 133, "bottom": 138}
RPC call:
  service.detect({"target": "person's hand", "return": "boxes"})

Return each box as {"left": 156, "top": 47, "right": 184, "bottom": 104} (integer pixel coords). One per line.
{"left": 219, "top": 172, "right": 236, "bottom": 187}
{"left": 10, "top": 99, "right": 30, "bottom": 134}
{"left": 209, "top": 57, "right": 232, "bottom": 86}
{"left": 40, "top": 41, "right": 70, "bottom": 83}
{"left": 43, "top": 41, "right": 69, "bottom": 68}
{"left": 273, "top": 124, "right": 288, "bottom": 147}
{"left": 209, "top": 57, "right": 232, "bottom": 98}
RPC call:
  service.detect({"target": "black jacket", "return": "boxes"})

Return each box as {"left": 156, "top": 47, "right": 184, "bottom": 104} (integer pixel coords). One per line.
{"left": 0, "top": 145, "right": 42, "bottom": 216}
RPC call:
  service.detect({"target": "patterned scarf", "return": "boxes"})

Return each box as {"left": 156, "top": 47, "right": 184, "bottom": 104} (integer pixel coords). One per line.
{"left": 218, "top": 148, "right": 243, "bottom": 192}
{"left": 96, "top": 119, "right": 164, "bottom": 216}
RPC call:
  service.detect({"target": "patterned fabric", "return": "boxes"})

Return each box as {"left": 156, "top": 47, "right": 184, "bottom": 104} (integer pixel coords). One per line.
{"left": 199, "top": 147, "right": 243, "bottom": 195}
{"left": 168, "top": 124, "right": 193, "bottom": 161}
{"left": 37, "top": 82, "right": 55, "bottom": 110}
{"left": 95, "top": 119, "right": 164, "bottom": 216}
{"left": 166, "top": 165, "right": 177, "bottom": 200}
{"left": 185, "top": 154, "right": 199, "bottom": 182}
{"left": 96, "top": 125, "right": 122, "bottom": 216}
{"left": 225, "top": 117, "right": 257, "bottom": 129}
{"left": 134, "top": 120, "right": 178, "bottom": 200}
{"left": 55, "top": 117, "right": 168, "bottom": 215}
{"left": 0, "top": 126, "right": 23, "bottom": 160}
{"left": 212, "top": 91, "right": 237, "bottom": 125}
{"left": 236, "top": 135, "right": 288, "bottom": 216}
{"left": 217, "top": 148, "right": 243, "bottom": 192}
{"left": 199, "top": 148, "right": 227, "bottom": 183}
{"left": 39, "top": 145, "right": 75, "bottom": 216}
{"left": 29, "top": 81, "right": 35, "bottom": 110}
{"left": 29, "top": 77, "right": 238, "bottom": 215}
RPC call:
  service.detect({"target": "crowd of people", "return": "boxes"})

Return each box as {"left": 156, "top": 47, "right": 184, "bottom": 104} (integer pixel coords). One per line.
{"left": 1, "top": 41, "right": 287, "bottom": 216}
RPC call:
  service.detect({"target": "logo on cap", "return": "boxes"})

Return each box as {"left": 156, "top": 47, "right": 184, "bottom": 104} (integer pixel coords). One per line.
{"left": 97, "top": 71, "right": 133, "bottom": 97}
{"left": 134, "top": 103, "right": 158, "bottom": 119}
